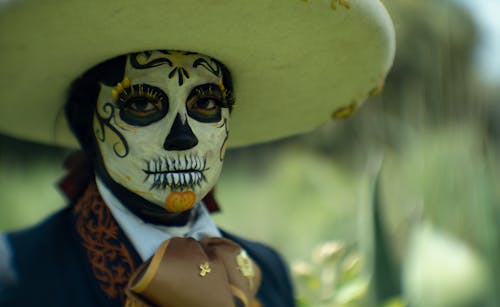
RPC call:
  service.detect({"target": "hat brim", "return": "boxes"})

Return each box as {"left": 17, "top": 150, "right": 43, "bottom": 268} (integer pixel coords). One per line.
{"left": 0, "top": 0, "right": 395, "bottom": 148}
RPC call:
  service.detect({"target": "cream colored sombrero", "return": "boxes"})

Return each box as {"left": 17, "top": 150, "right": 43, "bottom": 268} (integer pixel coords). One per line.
{"left": 0, "top": 0, "right": 395, "bottom": 148}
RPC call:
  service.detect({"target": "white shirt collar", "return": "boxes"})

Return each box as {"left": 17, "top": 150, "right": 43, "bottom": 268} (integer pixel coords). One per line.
{"left": 95, "top": 177, "right": 221, "bottom": 261}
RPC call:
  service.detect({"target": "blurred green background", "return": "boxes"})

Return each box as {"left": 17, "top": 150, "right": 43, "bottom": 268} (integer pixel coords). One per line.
{"left": 1, "top": 0, "right": 499, "bottom": 306}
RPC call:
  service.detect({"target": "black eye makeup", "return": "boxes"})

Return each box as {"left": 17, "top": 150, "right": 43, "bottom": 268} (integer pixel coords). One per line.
{"left": 115, "top": 84, "right": 169, "bottom": 126}
{"left": 186, "top": 84, "right": 225, "bottom": 123}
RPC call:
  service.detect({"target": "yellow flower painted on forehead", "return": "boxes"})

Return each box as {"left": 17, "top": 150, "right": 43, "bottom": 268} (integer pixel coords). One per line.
{"left": 111, "top": 77, "right": 131, "bottom": 100}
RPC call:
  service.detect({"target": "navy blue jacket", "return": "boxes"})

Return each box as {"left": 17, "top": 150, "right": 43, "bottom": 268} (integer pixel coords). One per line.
{"left": 0, "top": 207, "right": 295, "bottom": 306}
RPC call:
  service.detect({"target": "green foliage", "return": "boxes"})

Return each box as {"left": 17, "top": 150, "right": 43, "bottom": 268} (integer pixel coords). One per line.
{"left": 292, "top": 241, "right": 371, "bottom": 307}
{"left": 0, "top": 136, "right": 66, "bottom": 230}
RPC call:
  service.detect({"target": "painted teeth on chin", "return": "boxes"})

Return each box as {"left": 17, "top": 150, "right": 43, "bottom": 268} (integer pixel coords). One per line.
{"left": 161, "top": 174, "right": 166, "bottom": 189}
{"left": 161, "top": 157, "right": 167, "bottom": 170}
{"left": 144, "top": 155, "right": 208, "bottom": 190}
{"left": 146, "top": 155, "right": 209, "bottom": 173}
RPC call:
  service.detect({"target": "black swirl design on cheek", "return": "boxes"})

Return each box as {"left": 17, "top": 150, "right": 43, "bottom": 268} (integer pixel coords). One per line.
{"left": 94, "top": 102, "right": 129, "bottom": 158}
{"left": 192, "top": 57, "right": 221, "bottom": 77}
{"left": 218, "top": 118, "right": 229, "bottom": 162}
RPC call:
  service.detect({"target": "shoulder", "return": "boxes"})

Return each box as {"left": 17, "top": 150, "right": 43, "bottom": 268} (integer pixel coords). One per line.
{"left": 223, "top": 230, "right": 290, "bottom": 284}
{"left": 0, "top": 233, "right": 17, "bottom": 300}
{"left": 0, "top": 208, "right": 94, "bottom": 306}
{"left": 221, "top": 230, "right": 296, "bottom": 307}
{"left": 7, "top": 208, "right": 75, "bottom": 266}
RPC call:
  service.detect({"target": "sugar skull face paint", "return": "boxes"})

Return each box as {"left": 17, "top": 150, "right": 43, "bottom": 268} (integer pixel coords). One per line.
{"left": 93, "top": 50, "right": 232, "bottom": 212}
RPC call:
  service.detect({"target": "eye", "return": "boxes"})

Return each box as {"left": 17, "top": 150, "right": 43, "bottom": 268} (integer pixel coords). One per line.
{"left": 186, "top": 85, "right": 223, "bottom": 123}
{"left": 187, "top": 97, "right": 222, "bottom": 123}
{"left": 116, "top": 84, "right": 169, "bottom": 126}
{"left": 196, "top": 98, "right": 218, "bottom": 111}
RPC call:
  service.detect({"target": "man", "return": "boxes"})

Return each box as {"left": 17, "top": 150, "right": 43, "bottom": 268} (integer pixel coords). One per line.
{"left": 0, "top": 0, "right": 395, "bottom": 306}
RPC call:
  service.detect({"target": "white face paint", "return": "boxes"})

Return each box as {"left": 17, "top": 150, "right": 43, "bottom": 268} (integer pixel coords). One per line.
{"left": 93, "top": 51, "right": 231, "bottom": 213}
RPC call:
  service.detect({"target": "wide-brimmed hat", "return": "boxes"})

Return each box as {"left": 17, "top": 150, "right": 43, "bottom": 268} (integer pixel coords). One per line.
{"left": 0, "top": 0, "right": 395, "bottom": 148}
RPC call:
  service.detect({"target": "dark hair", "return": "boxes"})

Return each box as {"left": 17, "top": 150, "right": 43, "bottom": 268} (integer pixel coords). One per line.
{"left": 64, "top": 51, "right": 234, "bottom": 158}
{"left": 65, "top": 55, "right": 127, "bottom": 158}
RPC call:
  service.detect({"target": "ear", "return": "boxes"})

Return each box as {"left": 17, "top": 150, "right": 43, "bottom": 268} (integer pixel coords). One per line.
{"left": 202, "top": 188, "right": 220, "bottom": 213}
{"left": 58, "top": 151, "right": 93, "bottom": 201}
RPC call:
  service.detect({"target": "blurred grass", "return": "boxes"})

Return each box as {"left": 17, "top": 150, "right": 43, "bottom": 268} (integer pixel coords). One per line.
{"left": 380, "top": 121, "right": 499, "bottom": 255}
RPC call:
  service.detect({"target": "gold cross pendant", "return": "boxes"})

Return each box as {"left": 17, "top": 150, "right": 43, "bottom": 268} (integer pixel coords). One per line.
{"left": 199, "top": 262, "right": 211, "bottom": 277}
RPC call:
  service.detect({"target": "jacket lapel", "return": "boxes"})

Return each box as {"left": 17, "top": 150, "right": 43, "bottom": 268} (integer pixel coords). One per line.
{"left": 72, "top": 181, "right": 142, "bottom": 306}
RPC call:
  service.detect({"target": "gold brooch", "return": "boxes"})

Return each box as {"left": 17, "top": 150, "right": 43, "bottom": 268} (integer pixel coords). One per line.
{"left": 237, "top": 250, "right": 255, "bottom": 290}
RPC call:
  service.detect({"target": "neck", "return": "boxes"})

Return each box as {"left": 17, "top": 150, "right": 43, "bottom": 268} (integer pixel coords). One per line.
{"left": 95, "top": 162, "right": 192, "bottom": 226}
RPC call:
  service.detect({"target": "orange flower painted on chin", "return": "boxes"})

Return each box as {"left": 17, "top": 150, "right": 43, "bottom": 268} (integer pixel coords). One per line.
{"left": 164, "top": 191, "right": 196, "bottom": 212}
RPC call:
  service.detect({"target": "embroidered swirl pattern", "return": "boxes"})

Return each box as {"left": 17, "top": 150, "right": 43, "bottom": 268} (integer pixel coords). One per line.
{"left": 74, "top": 182, "right": 136, "bottom": 302}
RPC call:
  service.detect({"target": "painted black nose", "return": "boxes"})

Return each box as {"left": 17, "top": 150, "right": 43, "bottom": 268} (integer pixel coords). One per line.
{"left": 163, "top": 114, "right": 198, "bottom": 151}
